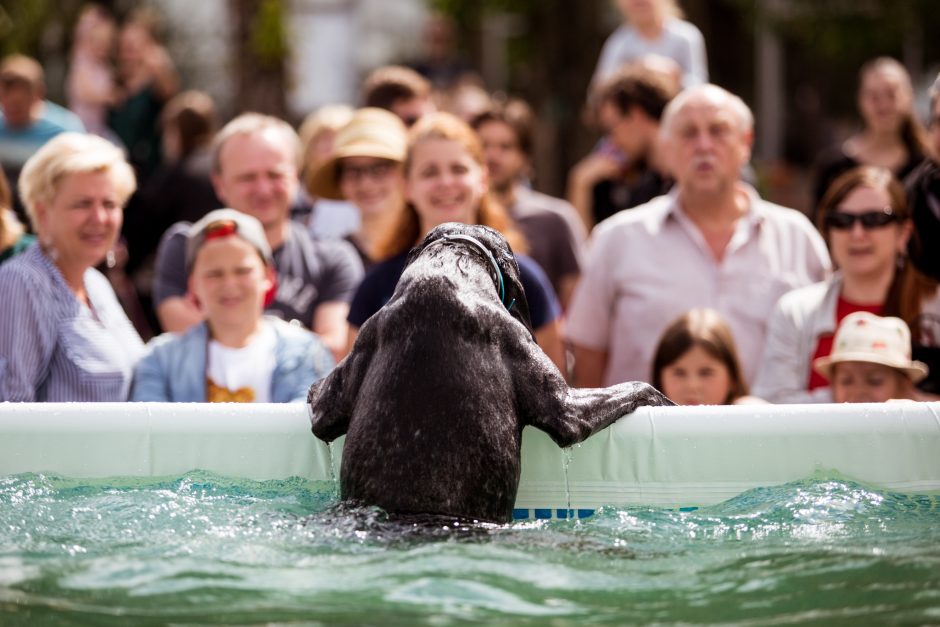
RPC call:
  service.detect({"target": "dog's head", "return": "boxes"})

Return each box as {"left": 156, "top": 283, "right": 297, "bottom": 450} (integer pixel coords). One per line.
{"left": 409, "top": 223, "right": 534, "bottom": 336}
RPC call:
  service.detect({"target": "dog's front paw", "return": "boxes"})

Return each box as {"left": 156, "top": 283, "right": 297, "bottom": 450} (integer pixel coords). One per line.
{"left": 638, "top": 382, "right": 676, "bottom": 407}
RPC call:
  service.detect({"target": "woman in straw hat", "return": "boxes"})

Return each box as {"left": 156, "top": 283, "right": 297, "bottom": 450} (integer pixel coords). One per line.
{"left": 813, "top": 311, "right": 927, "bottom": 403}
{"left": 307, "top": 107, "right": 408, "bottom": 268}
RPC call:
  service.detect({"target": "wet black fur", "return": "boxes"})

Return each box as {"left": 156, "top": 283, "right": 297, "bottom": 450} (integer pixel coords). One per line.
{"left": 308, "top": 223, "right": 673, "bottom": 523}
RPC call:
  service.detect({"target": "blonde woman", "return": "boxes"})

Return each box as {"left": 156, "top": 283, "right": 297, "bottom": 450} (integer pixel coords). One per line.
{"left": 0, "top": 133, "right": 143, "bottom": 401}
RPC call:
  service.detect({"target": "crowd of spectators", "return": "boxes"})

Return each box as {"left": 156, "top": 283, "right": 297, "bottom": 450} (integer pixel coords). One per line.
{"left": 2, "top": 0, "right": 939, "bottom": 408}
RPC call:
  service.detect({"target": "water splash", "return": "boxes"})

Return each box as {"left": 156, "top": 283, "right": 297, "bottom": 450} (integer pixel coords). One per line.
{"left": 1, "top": 473, "right": 938, "bottom": 625}
{"left": 326, "top": 440, "right": 340, "bottom": 500}
{"left": 561, "top": 447, "right": 574, "bottom": 520}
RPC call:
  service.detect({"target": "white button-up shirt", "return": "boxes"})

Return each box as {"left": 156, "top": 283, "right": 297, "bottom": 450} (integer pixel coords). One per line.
{"left": 567, "top": 186, "right": 832, "bottom": 386}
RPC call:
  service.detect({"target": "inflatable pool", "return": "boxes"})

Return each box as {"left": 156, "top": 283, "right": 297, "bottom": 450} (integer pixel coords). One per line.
{"left": 2, "top": 402, "right": 938, "bottom": 519}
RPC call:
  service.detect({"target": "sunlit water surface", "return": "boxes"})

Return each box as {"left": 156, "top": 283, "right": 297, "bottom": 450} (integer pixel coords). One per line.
{"left": 1, "top": 472, "right": 939, "bottom": 625}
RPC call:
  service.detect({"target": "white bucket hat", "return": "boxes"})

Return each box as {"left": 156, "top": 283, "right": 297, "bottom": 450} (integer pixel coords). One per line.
{"left": 813, "top": 311, "right": 928, "bottom": 383}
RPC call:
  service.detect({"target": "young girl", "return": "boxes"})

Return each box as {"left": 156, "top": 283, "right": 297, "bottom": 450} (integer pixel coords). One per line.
{"left": 651, "top": 308, "right": 748, "bottom": 405}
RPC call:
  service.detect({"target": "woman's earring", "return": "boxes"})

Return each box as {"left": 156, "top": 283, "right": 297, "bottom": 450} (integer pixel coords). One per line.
{"left": 106, "top": 249, "right": 116, "bottom": 269}
{"left": 896, "top": 253, "right": 907, "bottom": 273}
{"left": 41, "top": 238, "right": 59, "bottom": 263}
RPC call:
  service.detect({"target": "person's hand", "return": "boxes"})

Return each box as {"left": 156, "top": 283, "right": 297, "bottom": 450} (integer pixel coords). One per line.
{"left": 567, "top": 152, "right": 625, "bottom": 231}
{"left": 143, "top": 44, "right": 171, "bottom": 75}
{"left": 144, "top": 44, "right": 179, "bottom": 100}
{"left": 570, "top": 153, "right": 623, "bottom": 189}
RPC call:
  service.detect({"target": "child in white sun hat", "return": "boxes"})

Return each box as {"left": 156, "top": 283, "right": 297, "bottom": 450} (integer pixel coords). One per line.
{"left": 813, "top": 311, "right": 928, "bottom": 403}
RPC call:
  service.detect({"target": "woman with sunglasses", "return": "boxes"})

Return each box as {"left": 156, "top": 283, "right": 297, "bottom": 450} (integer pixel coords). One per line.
{"left": 753, "top": 166, "right": 940, "bottom": 402}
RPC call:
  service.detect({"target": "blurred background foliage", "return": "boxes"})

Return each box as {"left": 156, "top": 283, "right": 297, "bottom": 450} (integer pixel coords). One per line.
{"left": 2, "top": 0, "right": 938, "bottom": 204}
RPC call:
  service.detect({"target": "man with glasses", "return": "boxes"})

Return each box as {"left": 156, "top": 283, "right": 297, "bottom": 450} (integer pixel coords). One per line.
{"left": 152, "top": 113, "right": 364, "bottom": 361}
{"left": 567, "top": 84, "right": 831, "bottom": 389}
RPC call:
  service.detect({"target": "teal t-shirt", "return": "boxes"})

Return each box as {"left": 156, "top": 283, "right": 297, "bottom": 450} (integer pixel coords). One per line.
{"left": 0, "top": 233, "right": 36, "bottom": 265}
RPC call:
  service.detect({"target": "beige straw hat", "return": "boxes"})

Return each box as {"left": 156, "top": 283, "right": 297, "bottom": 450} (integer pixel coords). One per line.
{"left": 813, "top": 311, "right": 928, "bottom": 383}
{"left": 306, "top": 107, "right": 407, "bottom": 200}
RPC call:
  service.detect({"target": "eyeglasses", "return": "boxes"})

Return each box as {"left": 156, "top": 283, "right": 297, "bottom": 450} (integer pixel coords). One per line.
{"left": 339, "top": 160, "right": 395, "bottom": 183}
{"left": 825, "top": 207, "right": 898, "bottom": 230}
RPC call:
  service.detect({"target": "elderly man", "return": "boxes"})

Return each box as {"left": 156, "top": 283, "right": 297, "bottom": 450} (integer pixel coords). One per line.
{"left": 152, "top": 113, "right": 363, "bottom": 360}
{"left": 567, "top": 84, "right": 831, "bottom": 388}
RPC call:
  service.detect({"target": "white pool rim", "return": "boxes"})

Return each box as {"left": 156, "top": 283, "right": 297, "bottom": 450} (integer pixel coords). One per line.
{"left": 2, "top": 402, "right": 938, "bottom": 517}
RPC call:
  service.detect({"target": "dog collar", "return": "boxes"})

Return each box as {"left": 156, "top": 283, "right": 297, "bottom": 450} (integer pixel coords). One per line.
{"left": 425, "top": 233, "right": 508, "bottom": 308}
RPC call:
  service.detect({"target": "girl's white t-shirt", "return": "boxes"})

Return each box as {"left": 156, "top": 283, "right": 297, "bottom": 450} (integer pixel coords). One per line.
{"left": 206, "top": 325, "right": 277, "bottom": 403}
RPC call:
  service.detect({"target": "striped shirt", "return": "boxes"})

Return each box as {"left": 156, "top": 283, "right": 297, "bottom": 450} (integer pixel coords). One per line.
{"left": 0, "top": 243, "right": 144, "bottom": 401}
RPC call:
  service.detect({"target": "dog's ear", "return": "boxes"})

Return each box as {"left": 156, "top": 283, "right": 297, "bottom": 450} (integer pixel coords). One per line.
{"left": 405, "top": 242, "right": 423, "bottom": 267}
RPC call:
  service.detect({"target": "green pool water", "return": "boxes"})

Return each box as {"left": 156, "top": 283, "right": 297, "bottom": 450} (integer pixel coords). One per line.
{"left": 1, "top": 472, "right": 938, "bottom": 626}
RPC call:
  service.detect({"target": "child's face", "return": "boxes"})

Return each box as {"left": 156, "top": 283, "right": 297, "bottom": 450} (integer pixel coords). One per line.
{"left": 830, "top": 361, "right": 910, "bottom": 403}
{"left": 660, "top": 345, "right": 733, "bottom": 405}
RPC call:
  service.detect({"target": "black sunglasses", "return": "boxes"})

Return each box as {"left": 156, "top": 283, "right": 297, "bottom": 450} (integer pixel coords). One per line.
{"left": 825, "top": 207, "right": 898, "bottom": 230}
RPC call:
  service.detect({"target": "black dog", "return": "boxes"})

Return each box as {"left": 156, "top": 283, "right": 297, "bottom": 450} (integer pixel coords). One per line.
{"left": 308, "top": 223, "right": 672, "bottom": 523}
